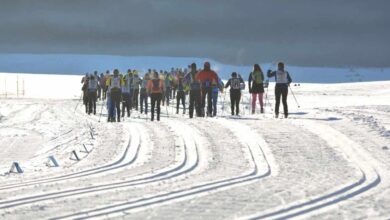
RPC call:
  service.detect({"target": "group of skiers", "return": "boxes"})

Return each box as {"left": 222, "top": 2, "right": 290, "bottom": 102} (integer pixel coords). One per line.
{"left": 80, "top": 61, "right": 292, "bottom": 122}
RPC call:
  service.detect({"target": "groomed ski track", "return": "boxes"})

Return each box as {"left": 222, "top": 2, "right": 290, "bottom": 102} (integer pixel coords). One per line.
{"left": 1, "top": 85, "right": 390, "bottom": 219}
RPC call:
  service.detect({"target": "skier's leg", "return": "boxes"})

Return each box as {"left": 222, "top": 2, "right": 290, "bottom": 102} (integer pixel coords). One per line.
{"left": 189, "top": 92, "right": 194, "bottom": 118}
{"left": 236, "top": 92, "right": 241, "bottom": 115}
{"left": 140, "top": 93, "right": 144, "bottom": 113}
{"left": 252, "top": 93, "right": 257, "bottom": 113}
{"left": 182, "top": 92, "right": 186, "bottom": 114}
{"left": 145, "top": 95, "right": 148, "bottom": 114}
{"left": 176, "top": 92, "right": 180, "bottom": 114}
{"left": 151, "top": 94, "right": 156, "bottom": 121}
{"left": 135, "top": 89, "right": 139, "bottom": 110}
{"left": 259, "top": 92, "right": 264, "bottom": 113}
{"left": 275, "top": 87, "right": 282, "bottom": 117}
{"left": 282, "top": 87, "right": 288, "bottom": 117}
{"left": 230, "top": 92, "right": 234, "bottom": 115}
{"left": 207, "top": 89, "right": 213, "bottom": 116}
{"left": 157, "top": 93, "right": 161, "bottom": 121}
{"left": 116, "top": 92, "right": 121, "bottom": 122}
{"left": 93, "top": 92, "right": 97, "bottom": 114}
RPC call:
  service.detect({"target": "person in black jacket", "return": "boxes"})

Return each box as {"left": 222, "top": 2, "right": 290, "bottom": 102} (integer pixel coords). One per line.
{"left": 267, "top": 62, "right": 292, "bottom": 118}
{"left": 186, "top": 63, "right": 202, "bottom": 118}
{"left": 225, "top": 72, "right": 244, "bottom": 116}
{"left": 248, "top": 64, "right": 265, "bottom": 114}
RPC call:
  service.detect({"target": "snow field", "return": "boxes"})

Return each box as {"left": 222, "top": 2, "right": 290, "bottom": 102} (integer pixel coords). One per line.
{"left": 0, "top": 73, "right": 389, "bottom": 219}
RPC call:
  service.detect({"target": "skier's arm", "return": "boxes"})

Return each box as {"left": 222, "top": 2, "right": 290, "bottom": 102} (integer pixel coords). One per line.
{"left": 225, "top": 79, "right": 231, "bottom": 89}
{"left": 267, "top": 70, "right": 275, "bottom": 78}
{"left": 287, "top": 72, "right": 292, "bottom": 84}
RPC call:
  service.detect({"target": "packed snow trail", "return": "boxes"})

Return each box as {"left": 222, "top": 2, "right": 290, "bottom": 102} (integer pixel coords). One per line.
{"left": 1, "top": 79, "right": 390, "bottom": 219}
{"left": 123, "top": 118, "right": 363, "bottom": 220}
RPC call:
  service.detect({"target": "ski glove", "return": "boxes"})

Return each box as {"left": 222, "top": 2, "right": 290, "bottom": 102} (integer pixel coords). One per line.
{"left": 267, "top": 70, "right": 272, "bottom": 78}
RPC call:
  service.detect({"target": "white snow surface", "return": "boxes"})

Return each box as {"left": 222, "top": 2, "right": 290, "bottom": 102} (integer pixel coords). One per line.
{"left": 0, "top": 72, "right": 390, "bottom": 219}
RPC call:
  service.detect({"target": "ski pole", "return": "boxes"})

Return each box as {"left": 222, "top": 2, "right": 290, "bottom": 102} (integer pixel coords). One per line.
{"left": 98, "top": 97, "right": 106, "bottom": 122}
{"left": 289, "top": 85, "right": 301, "bottom": 108}
{"left": 74, "top": 92, "right": 83, "bottom": 113}
{"left": 221, "top": 91, "right": 226, "bottom": 116}
{"left": 249, "top": 92, "right": 252, "bottom": 114}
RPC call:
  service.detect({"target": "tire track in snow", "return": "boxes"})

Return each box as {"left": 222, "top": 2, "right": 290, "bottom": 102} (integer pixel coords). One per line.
{"left": 50, "top": 118, "right": 273, "bottom": 219}
{"left": 240, "top": 119, "right": 381, "bottom": 220}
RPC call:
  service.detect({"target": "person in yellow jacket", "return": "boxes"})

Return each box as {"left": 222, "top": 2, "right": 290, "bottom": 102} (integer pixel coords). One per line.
{"left": 147, "top": 71, "right": 165, "bottom": 121}
{"left": 106, "top": 69, "right": 125, "bottom": 122}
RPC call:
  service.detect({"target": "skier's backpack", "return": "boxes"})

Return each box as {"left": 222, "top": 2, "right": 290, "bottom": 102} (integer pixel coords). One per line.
{"left": 111, "top": 77, "right": 121, "bottom": 89}
{"left": 252, "top": 71, "right": 263, "bottom": 84}
{"left": 152, "top": 79, "right": 161, "bottom": 92}
{"left": 88, "top": 79, "right": 98, "bottom": 91}
{"left": 231, "top": 78, "right": 241, "bottom": 89}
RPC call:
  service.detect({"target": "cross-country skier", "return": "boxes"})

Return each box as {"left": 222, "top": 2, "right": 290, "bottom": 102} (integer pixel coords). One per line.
{"left": 267, "top": 62, "right": 292, "bottom": 118}
{"left": 122, "top": 71, "right": 132, "bottom": 117}
{"left": 248, "top": 64, "right": 265, "bottom": 114}
{"left": 87, "top": 74, "right": 98, "bottom": 115}
{"left": 106, "top": 69, "right": 124, "bottom": 122}
{"left": 162, "top": 72, "right": 173, "bottom": 106}
{"left": 140, "top": 73, "right": 150, "bottom": 115}
{"left": 185, "top": 63, "right": 202, "bottom": 118}
{"left": 81, "top": 74, "right": 90, "bottom": 113}
{"left": 147, "top": 71, "right": 165, "bottom": 121}
{"left": 211, "top": 77, "right": 224, "bottom": 117}
{"left": 225, "top": 72, "right": 244, "bottom": 116}
{"left": 175, "top": 71, "right": 186, "bottom": 114}
{"left": 132, "top": 71, "right": 141, "bottom": 111}
{"left": 196, "top": 62, "right": 219, "bottom": 117}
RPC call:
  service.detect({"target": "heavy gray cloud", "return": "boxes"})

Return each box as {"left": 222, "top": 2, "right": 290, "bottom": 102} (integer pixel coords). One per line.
{"left": 0, "top": 0, "right": 389, "bottom": 67}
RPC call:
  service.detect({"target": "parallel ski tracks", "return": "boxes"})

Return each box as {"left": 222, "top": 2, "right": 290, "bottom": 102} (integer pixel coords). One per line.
{"left": 50, "top": 119, "right": 273, "bottom": 219}
{"left": 0, "top": 121, "right": 194, "bottom": 211}
{"left": 0, "top": 124, "right": 139, "bottom": 190}
{"left": 240, "top": 119, "right": 381, "bottom": 220}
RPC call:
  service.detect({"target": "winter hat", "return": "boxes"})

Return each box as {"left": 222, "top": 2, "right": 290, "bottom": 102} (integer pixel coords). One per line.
{"left": 191, "top": 63, "right": 197, "bottom": 69}
{"left": 278, "top": 62, "right": 284, "bottom": 70}
{"left": 231, "top": 72, "right": 237, "bottom": 77}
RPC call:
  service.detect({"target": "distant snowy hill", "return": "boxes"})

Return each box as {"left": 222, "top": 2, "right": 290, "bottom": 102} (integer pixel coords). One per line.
{"left": 0, "top": 53, "right": 389, "bottom": 83}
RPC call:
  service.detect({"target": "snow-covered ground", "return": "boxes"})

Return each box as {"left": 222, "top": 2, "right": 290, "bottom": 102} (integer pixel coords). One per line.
{"left": 0, "top": 72, "right": 390, "bottom": 219}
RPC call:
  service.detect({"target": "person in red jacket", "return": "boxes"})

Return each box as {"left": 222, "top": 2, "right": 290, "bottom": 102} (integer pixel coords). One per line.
{"left": 147, "top": 71, "right": 165, "bottom": 121}
{"left": 196, "top": 62, "right": 219, "bottom": 117}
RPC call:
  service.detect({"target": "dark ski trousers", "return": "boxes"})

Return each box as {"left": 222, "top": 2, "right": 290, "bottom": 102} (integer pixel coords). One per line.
{"left": 110, "top": 90, "right": 122, "bottom": 121}
{"left": 150, "top": 93, "right": 162, "bottom": 121}
{"left": 122, "top": 93, "right": 131, "bottom": 117}
{"left": 172, "top": 87, "right": 176, "bottom": 99}
{"left": 97, "top": 86, "right": 101, "bottom": 100}
{"left": 140, "top": 89, "right": 148, "bottom": 114}
{"left": 189, "top": 90, "right": 201, "bottom": 118}
{"left": 83, "top": 90, "right": 89, "bottom": 113}
{"left": 230, "top": 90, "right": 241, "bottom": 115}
{"left": 211, "top": 91, "right": 218, "bottom": 116}
{"left": 132, "top": 89, "right": 139, "bottom": 110}
{"left": 275, "top": 85, "right": 288, "bottom": 117}
{"left": 164, "top": 87, "right": 171, "bottom": 106}
{"left": 201, "top": 88, "right": 212, "bottom": 116}
{"left": 88, "top": 90, "right": 97, "bottom": 114}
{"left": 176, "top": 91, "right": 186, "bottom": 114}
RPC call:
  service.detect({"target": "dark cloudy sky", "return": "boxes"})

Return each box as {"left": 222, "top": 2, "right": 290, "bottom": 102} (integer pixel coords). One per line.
{"left": 0, "top": 0, "right": 389, "bottom": 67}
